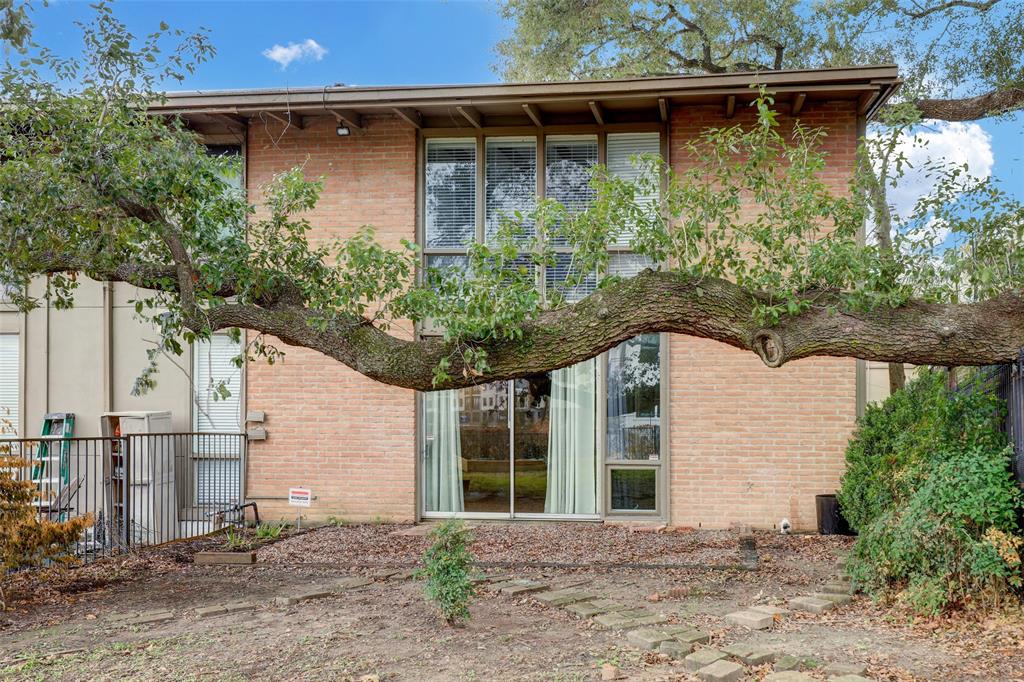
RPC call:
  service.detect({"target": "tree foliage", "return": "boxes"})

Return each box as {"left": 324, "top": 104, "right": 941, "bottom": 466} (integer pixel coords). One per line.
{"left": 0, "top": 2, "right": 1023, "bottom": 393}
{"left": 838, "top": 371, "right": 1023, "bottom": 614}
{"left": 0, "top": 455, "right": 92, "bottom": 609}
{"left": 495, "top": 0, "right": 1024, "bottom": 121}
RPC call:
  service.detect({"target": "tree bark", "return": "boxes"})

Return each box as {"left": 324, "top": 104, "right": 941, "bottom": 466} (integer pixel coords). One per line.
{"left": 913, "top": 88, "right": 1024, "bottom": 121}
{"left": 193, "top": 270, "right": 1024, "bottom": 391}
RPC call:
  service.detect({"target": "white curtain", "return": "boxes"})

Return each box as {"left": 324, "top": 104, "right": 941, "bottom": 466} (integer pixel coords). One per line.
{"left": 545, "top": 359, "right": 597, "bottom": 514}
{"left": 423, "top": 390, "right": 464, "bottom": 513}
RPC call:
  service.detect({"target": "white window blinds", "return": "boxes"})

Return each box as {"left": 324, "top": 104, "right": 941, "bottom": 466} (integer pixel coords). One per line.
{"left": 545, "top": 135, "right": 598, "bottom": 217}
{"left": 193, "top": 334, "right": 242, "bottom": 504}
{"left": 607, "top": 132, "right": 661, "bottom": 246}
{"left": 0, "top": 335, "right": 18, "bottom": 437}
{"left": 485, "top": 137, "right": 537, "bottom": 242}
{"left": 426, "top": 139, "right": 477, "bottom": 248}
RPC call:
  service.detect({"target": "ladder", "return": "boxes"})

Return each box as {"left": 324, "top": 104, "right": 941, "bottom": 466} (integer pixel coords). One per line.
{"left": 31, "top": 412, "right": 75, "bottom": 514}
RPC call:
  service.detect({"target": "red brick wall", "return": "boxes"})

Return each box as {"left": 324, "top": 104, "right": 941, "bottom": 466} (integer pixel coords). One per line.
{"left": 244, "top": 114, "right": 417, "bottom": 522}
{"left": 666, "top": 101, "right": 859, "bottom": 530}
{"left": 242, "top": 101, "right": 860, "bottom": 528}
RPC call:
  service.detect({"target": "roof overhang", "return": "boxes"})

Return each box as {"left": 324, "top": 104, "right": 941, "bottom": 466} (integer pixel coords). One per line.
{"left": 151, "top": 65, "right": 901, "bottom": 136}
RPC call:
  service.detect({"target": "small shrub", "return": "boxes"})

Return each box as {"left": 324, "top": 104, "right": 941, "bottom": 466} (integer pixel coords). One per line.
{"left": 838, "top": 370, "right": 1023, "bottom": 614}
{"left": 255, "top": 522, "right": 284, "bottom": 541}
{"left": 0, "top": 455, "right": 92, "bottom": 609}
{"left": 222, "top": 525, "right": 252, "bottom": 551}
{"left": 417, "top": 519, "right": 476, "bottom": 625}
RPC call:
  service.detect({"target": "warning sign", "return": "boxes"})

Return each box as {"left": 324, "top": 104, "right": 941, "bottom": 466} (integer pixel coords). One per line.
{"left": 288, "top": 487, "right": 312, "bottom": 507}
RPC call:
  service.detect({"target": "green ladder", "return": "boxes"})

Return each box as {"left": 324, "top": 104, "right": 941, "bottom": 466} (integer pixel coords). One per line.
{"left": 31, "top": 412, "right": 75, "bottom": 501}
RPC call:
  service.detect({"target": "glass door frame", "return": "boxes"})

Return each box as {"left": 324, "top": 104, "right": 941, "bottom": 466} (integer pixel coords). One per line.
{"left": 417, "top": 334, "right": 669, "bottom": 523}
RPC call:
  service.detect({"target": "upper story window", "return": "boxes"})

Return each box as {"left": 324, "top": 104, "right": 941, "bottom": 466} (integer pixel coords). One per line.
{"left": 422, "top": 130, "right": 661, "bottom": 301}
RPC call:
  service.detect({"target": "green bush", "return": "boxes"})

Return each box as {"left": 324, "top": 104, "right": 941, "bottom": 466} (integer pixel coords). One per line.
{"left": 838, "top": 369, "right": 1023, "bottom": 614}
{"left": 418, "top": 519, "right": 476, "bottom": 625}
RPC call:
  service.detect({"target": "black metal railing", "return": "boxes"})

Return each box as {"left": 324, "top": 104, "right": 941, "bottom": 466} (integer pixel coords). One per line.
{"left": 0, "top": 432, "right": 246, "bottom": 563}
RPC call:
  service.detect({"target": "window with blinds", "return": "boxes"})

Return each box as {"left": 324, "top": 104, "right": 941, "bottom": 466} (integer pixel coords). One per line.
{"left": 545, "top": 135, "right": 598, "bottom": 216}
{"left": 607, "top": 132, "right": 661, "bottom": 246}
{"left": 426, "top": 139, "right": 477, "bottom": 249}
{"left": 192, "top": 334, "right": 242, "bottom": 504}
{"left": 485, "top": 137, "right": 537, "bottom": 242}
{"left": 0, "top": 335, "right": 18, "bottom": 437}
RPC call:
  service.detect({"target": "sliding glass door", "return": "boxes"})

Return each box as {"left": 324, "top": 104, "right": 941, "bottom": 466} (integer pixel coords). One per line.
{"left": 422, "top": 361, "right": 599, "bottom": 519}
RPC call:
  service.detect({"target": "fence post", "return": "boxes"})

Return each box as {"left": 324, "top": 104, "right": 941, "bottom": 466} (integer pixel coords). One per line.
{"left": 121, "top": 435, "right": 131, "bottom": 551}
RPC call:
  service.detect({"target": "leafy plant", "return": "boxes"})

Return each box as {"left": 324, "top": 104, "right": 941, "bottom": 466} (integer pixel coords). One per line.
{"left": 222, "top": 525, "right": 251, "bottom": 551}
{"left": 838, "top": 369, "right": 1024, "bottom": 614}
{"left": 254, "top": 522, "right": 284, "bottom": 541}
{"left": 0, "top": 455, "right": 92, "bottom": 609}
{"left": 417, "top": 520, "right": 476, "bottom": 625}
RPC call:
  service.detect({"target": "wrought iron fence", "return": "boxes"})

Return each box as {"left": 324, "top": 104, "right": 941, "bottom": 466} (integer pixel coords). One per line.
{"left": 1, "top": 432, "right": 246, "bottom": 563}
{"left": 996, "top": 353, "right": 1024, "bottom": 488}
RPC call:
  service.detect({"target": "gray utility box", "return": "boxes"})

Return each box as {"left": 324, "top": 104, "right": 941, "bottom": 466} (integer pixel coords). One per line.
{"left": 100, "top": 411, "right": 176, "bottom": 546}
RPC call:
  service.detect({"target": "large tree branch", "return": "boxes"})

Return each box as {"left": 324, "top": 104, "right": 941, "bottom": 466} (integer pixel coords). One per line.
{"left": 181, "top": 270, "right": 1024, "bottom": 391}
{"left": 899, "top": 0, "right": 1000, "bottom": 19}
{"left": 913, "top": 87, "right": 1024, "bottom": 121}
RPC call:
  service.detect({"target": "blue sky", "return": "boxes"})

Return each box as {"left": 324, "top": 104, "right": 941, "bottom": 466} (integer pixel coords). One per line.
{"left": 26, "top": 1, "right": 1024, "bottom": 203}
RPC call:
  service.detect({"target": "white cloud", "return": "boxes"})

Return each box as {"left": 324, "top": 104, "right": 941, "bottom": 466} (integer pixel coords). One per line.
{"left": 262, "top": 38, "right": 328, "bottom": 70}
{"left": 879, "top": 120, "right": 994, "bottom": 220}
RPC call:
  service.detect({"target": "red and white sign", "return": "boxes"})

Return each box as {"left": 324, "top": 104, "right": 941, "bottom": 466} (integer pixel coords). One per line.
{"left": 287, "top": 487, "right": 312, "bottom": 507}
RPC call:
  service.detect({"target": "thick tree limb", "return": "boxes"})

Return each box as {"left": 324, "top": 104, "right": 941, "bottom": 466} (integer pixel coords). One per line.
{"left": 178, "top": 270, "right": 1024, "bottom": 391}
{"left": 913, "top": 87, "right": 1024, "bottom": 121}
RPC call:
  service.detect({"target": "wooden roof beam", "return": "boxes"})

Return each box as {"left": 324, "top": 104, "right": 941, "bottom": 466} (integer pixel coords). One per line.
{"left": 588, "top": 100, "right": 605, "bottom": 125}
{"left": 522, "top": 103, "right": 543, "bottom": 127}
{"left": 791, "top": 92, "right": 806, "bottom": 116}
{"left": 260, "top": 110, "right": 302, "bottom": 129}
{"left": 858, "top": 90, "right": 878, "bottom": 116}
{"left": 725, "top": 95, "right": 736, "bottom": 119}
{"left": 329, "top": 108, "right": 363, "bottom": 131}
{"left": 393, "top": 107, "right": 422, "bottom": 129}
{"left": 658, "top": 97, "right": 669, "bottom": 122}
{"left": 456, "top": 105, "right": 483, "bottom": 129}
{"left": 208, "top": 113, "right": 246, "bottom": 131}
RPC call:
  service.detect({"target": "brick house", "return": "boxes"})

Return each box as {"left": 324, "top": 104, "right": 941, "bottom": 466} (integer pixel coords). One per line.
{"left": 0, "top": 65, "right": 900, "bottom": 530}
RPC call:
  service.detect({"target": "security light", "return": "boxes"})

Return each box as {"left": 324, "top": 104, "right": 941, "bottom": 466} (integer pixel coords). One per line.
{"left": 336, "top": 125, "right": 351, "bottom": 136}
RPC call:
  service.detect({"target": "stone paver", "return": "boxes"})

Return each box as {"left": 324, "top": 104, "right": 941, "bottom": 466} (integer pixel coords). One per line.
{"left": 626, "top": 628, "right": 673, "bottom": 650}
{"left": 774, "top": 655, "right": 801, "bottom": 671}
{"left": 127, "top": 610, "right": 174, "bottom": 625}
{"left": 672, "top": 629, "right": 712, "bottom": 645}
{"left": 823, "top": 580, "right": 854, "bottom": 595}
{"left": 659, "top": 640, "right": 693, "bottom": 658}
{"left": 724, "top": 609, "right": 774, "bottom": 629}
{"left": 534, "top": 589, "right": 593, "bottom": 606}
{"left": 721, "top": 643, "right": 776, "bottom": 665}
{"left": 335, "top": 577, "right": 374, "bottom": 590}
{"left": 634, "top": 613, "right": 670, "bottom": 626}
{"left": 831, "top": 676, "right": 872, "bottom": 682}
{"left": 593, "top": 612, "right": 642, "bottom": 630}
{"left": 499, "top": 580, "right": 549, "bottom": 596}
{"left": 765, "top": 673, "right": 816, "bottom": 682}
{"left": 749, "top": 605, "right": 789, "bottom": 617}
{"left": 824, "top": 662, "right": 868, "bottom": 676}
{"left": 696, "top": 659, "right": 745, "bottom": 682}
{"left": 684, "top": 648, "right": 727, "bottom": 671}
{"left": 789, "top": 596, "right": 835, "bottom": 614}
{"left": 811, "top": 592, "right": 853, "bottom": 605}
{"left": 565, "top": 600, "right": 628, "bottom": 617}
{"left": 195, "top": 605, "right": 228, "bottom": 618}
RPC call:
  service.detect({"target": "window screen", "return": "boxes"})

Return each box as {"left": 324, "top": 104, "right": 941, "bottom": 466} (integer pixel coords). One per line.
{"left": 0, "top": 335, "right": 18, "bottom": 437}
{"left": 486, "top": 137, "right": 537, "bottom": 242}
{"left": 426, "top": 139, "right": 477, "bottom": 249}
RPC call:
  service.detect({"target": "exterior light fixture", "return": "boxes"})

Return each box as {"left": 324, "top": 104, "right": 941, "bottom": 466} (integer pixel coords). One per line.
{"left": 336, "top": 125, "right": 351, "bottom": 136}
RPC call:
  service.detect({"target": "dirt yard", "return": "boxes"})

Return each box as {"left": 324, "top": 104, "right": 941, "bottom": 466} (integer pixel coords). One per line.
{"left": 1, "top": 523, "right": 1022, "bottom": 681}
